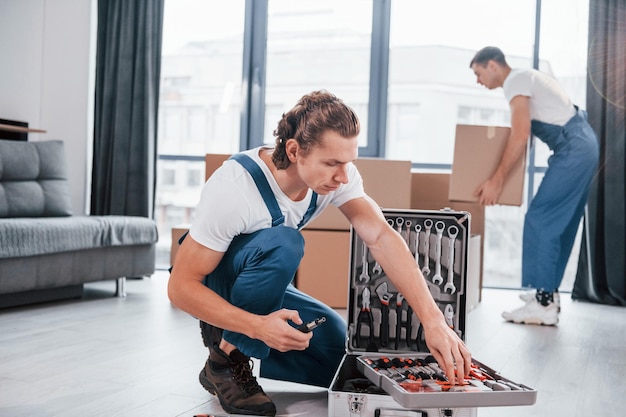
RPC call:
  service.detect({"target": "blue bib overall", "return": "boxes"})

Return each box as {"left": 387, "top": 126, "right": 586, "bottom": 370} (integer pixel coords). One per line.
{"left": 522, "top": 107, "right": 599, "bottom": 291}
{"left": 202, "top": 153, "right": 346, "bottom": 387}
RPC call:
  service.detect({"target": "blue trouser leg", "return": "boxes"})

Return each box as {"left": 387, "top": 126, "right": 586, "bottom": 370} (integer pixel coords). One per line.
{"left": 203, "top": 226, "right": 346, "bottom": 387}
{"left": 259, "top": 284, "right": 346, "bottom": 387}
{"left": 522, "top": 119, "right": 598, "bottom": 291}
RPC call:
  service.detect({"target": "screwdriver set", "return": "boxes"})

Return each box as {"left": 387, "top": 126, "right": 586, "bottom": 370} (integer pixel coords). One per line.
{"left": 328, "top": 208, "right": 536, "bottom": 416}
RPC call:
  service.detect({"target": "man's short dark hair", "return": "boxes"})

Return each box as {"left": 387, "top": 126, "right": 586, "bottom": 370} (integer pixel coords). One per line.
{"left": 470, "top": 46, "right": 508, "bottom": 68}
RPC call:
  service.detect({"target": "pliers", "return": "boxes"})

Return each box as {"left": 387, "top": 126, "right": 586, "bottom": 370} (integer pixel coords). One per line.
{"left": 356, "top": 287, "right": 375, "bottom": 349}
{"left": 376, "top": 282, "right": 393, "bottom": 347}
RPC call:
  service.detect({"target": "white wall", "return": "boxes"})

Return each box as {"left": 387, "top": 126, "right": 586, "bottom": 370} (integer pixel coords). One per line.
{"left": 0, "top": 0, "right": 96, "bottom": 215}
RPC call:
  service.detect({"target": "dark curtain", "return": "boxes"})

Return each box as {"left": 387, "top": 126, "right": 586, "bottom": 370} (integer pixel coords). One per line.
{"left": 573, "top": 0, "right": 626, "bottom": 305}
{"left": 91, "top": 0, "right": 164, "bottom": 217}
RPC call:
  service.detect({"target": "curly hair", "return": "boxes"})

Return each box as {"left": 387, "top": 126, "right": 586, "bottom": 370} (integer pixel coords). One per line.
{"left": 271, "top": 90, "right": 360, "bottom": 169}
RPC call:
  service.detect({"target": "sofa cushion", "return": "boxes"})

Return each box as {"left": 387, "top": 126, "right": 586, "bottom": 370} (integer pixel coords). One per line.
{"left": 0, "top": 139, "right": 73, "bottom": 217}
{"left": 0, "top": 215, "right": 158, "bottom": 259}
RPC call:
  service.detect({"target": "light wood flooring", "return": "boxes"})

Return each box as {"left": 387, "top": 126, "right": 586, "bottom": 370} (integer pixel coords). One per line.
{"left": 1, "top": 271, "right": 624, "bottom": 417}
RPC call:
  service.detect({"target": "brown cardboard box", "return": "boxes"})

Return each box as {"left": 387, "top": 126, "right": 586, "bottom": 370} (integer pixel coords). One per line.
{"left": 306, "top": 157, "right": 413, "bottom": 230}
{"left": 449, "top": 124, "right": 526, "bottom": 206}
{"left": 411, "top": 172, "right": 484, "bottom": 302}
{"left": 205, "top": 153, "right": 231, "bottom": 180}
{"left": 297, "top": 230, "right": 351, "bottom": 308}
{"left": 170, "top": 225, "right": 190, "bottom": 266}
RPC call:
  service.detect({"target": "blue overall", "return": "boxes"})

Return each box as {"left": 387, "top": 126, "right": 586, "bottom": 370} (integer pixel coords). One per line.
{"left": 202, "top": 153, "right": 347, "bottom": 387}
{"left": 522, "top": 107, "right": 599, "bottom": 291}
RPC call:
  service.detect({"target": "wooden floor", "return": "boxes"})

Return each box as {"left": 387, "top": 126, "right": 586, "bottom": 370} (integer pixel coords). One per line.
{"left": 1, "top": 271, "right": 624, "bottom": 417}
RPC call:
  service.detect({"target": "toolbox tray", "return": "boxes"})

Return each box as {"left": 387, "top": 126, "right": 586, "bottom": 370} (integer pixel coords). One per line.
{"left": 330, "top": 208, "right": 536, "bottom": 413}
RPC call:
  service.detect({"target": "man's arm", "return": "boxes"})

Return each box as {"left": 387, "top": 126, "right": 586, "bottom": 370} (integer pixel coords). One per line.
{"left": 167, "top": 235, "right": 312, "bottom": 352}
{"left": 474, "top": 95, "right": 531, "bottom": 205}
{"left": 339, "top": 196, "right": 471, "bottom": 383}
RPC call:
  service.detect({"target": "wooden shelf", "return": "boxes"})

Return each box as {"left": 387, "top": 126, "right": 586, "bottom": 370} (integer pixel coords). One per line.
{"left": 0, "top": 123, "right": 47, "bottom": 134}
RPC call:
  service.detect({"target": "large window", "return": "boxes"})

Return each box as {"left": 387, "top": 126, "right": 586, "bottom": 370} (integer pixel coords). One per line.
{"left": 156, "top": 0, "right": 246, "bottom": 265}
{"left": 265, "top": 1, "right": 373, "bottom": 146}
{"left": 156, "top": 0, "right": 590, "bottom": 292}
{"left": 387, "top": 0, "right": 536, "bottom": 165}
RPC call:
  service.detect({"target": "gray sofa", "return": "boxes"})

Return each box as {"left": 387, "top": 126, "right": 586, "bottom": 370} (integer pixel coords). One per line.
{"left": 0, "top": 139, "right": 158, "bottom": 308}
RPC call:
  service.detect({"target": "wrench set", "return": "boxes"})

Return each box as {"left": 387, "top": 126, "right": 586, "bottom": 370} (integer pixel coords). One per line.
{"left": 330, "top": 208, "right": 537, "bottom": 415}
{"left": 349, "top": 209, "right": 469, "bottom": 353}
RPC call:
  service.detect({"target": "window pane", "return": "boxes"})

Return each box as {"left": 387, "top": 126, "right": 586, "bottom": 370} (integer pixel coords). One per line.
{"left": 387, "top": 0, "right": 536, "bottom": 165}
{"left": 159, "top": 0, "right": 245, "bottom": 155}
{"left": 156, "top": 0, "right": 246, "bottom": 268}
{"left": 533, "top": 0, "right": 590, "bottom": 168}
{"left": 265, "top": 0, "right": 373, "bottom": 146}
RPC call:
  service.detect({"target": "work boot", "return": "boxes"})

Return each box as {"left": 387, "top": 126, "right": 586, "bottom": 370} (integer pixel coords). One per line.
{"left": 199, "top": 345, "right": 276, "bottom": 416}
{"left": 502, "top": 299, "right": 558, "bottom": 326}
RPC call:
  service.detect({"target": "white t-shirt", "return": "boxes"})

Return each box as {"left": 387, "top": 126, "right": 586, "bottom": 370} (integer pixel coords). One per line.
{"left": 503, "top": 68, "right": 575, "bottom": 126}
{"left": 190, "top": 147, "right": 365, "bottom": 252}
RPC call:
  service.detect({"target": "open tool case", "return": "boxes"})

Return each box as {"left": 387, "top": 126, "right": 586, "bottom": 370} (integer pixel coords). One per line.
{"left": 328, "top": 209, "right": 537, "bottom": 417}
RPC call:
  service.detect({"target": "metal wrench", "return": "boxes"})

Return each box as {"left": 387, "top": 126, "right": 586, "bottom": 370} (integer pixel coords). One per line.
{"left": 413, "top": 224, "right": 422, "bottom": 266}
{"left": 421, "top": 219, "right": 433, "bottom": 275}
{"left": 444, "top": 225, "right": 459, "bottom": 294}
{"left": 395, "top": 217, "right": 404, "bottom": 235}
{"left": 431, "top": 221, "right": 445, "bottom": 285}
{"left": 359, "top": 241, "right": 370, "bottom": 283}
{"left": 404, "top": 220, "right": 412, "bottom": 246}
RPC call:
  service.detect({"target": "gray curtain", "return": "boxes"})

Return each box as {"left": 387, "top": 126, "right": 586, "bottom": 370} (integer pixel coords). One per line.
{"left": 573, "top": 0, "right": 626, "bottom": 305}
{"left": 91, "top": 0, "right": 164, "bottom": 217}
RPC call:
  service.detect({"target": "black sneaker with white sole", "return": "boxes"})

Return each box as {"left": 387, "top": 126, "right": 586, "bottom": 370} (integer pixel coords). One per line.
{"left": 199, "top": 345, "right": 276, "bottom": 416}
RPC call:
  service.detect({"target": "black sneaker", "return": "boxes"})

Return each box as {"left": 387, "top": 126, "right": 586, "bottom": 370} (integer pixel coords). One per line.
{"left": 199, "top": 346, "right": 276, "bottom": 416}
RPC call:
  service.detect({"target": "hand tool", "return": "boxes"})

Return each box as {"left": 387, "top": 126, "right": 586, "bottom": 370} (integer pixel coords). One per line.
{"left": 413, "top": 224, "right": 421, "bottom": 265}
{"left": 403, "top": 219, "right": 412, "bottom": 246}
{"left": 421, "top": 219, "right": 433, "bottom": 275}
{"left": 372, "top": 259, "right": 383, "bottom": 275}
{"left": 395, "top": 217, "right": 404, "bottom": 235}
{"left": 356, "top": 287, "right": 375, "bottom": 349}
{"left": 431, "top": 221, "right": 445, "bottom": 285}
{"left": 444, "top": 304, "right": 455, "bottom": 329}
{"left": 297, "top": 316, "right": 326, "bottom": 332}
{"left": 359, "top": 241, "right": 370, "bottom": 283}
{"left": 443, "top": 225, "right": 458, "bottom": 294}
{"left": 375, "top": 282, "right": 393, "bottom": 347}
{"left": 394, "top": 293, "right": 412, "bottom": 349}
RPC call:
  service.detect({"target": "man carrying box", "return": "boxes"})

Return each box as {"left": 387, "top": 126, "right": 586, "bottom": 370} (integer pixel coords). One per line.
{"left": 470, "top": 46, "right": 599, "bottom": 325}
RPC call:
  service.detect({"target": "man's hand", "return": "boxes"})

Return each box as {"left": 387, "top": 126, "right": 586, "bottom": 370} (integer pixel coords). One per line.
{"left": 474, "top": 176, "right": 503, "bottom": 206}
{"left": 423, "top": 321, "right": 472, "bottom": 384}
{"left": 254, "top": 309, "right": 313, "bottom": 352}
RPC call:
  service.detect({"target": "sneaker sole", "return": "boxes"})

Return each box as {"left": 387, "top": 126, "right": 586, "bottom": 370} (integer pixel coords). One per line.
{"left": 507, "top": 318, "right": 558, "bottom": 326}
{"left": 198, "top": 368, "right": 276, "bottom": 416}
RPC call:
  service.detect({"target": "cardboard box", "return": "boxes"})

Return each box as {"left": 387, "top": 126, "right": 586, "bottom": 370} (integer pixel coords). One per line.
{"left": 170, "top": 225, "right": 190, "bottom": 266}
{"left": 205, "top": 153, "right": 231, "bottom": 180}
{"left": 449, "top": 124, "right": 526, "bottom": 206}
{"left": 306, "top": 157, "right": 413, "bottom": 230}
{"left": 296, "top": 230, "right": 351, "bottom": 308}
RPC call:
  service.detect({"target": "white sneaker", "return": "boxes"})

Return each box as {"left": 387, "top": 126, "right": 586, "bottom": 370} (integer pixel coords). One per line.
{"left": 519, "top": 290, "right": 561, "bottom": 312}
{"left": 502, "top": 299, "right": 559, "bottom": 326}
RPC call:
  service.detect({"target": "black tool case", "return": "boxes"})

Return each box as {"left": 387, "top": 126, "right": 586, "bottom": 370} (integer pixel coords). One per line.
{"left": 328, "top": 208, "right": 537, "bottom": 417}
